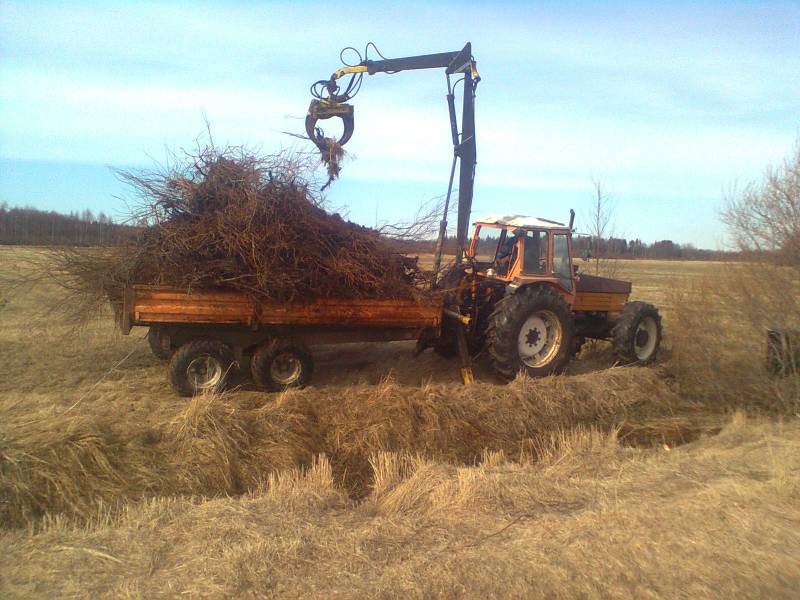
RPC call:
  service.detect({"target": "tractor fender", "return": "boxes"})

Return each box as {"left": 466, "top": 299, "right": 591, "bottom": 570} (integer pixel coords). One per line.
{"left": 506, "top": 280, "right": 569, "bottom": 299}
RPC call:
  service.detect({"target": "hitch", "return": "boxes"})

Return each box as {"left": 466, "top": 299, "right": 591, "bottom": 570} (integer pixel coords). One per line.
{"left": 443, "top": 312, "right": 474, "bottom": 385}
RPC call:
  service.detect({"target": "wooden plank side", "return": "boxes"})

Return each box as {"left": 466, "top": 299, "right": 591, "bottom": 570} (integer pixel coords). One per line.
{"left": 573, "top": 292, "right": 627, "bottom": 312}
{"left": 120, "top": 287, "right": 134, "bottom": 335}
{"left": 257, "top": 300, "right": 441, "bottom": 327}
{"left": 129, "top": 285, "right": 441, "bottom": 329}
{"left": 131, "top": 285, "right": 255, "bottom": 327}
{"left": 136, "top": 312, "right": 248, "bottom": 325}
{"left": 133, "top": 301, "right": 253, "bottom": 315}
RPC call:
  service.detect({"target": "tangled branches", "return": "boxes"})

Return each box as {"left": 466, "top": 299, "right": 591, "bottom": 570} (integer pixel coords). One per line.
{"left": 51, "top": 145, "right": 427, "bottom": 318}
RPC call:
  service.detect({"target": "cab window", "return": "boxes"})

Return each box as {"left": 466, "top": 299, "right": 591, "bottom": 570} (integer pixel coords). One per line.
{"left": 522, "top": 230, "right": 547, "bottom": 274}
{"left": 474, "top": 226, "right": 501, "bottom": 264}
{"left": 553, "top": 233, "right": 573, "bottom": 291}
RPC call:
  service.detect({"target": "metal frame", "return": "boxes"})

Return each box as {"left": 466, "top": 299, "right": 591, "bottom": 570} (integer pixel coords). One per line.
{"left": 308, "top": 43, "right": 479, "bottom": 272}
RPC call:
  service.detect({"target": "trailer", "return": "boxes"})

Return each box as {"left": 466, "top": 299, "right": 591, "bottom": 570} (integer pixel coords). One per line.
{"left": 121, "top": 285, "right": 443, "bottom": 395}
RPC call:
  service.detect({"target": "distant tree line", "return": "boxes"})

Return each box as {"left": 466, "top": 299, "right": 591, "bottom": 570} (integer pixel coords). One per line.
{"left": 571, "top": 236, "right": 736, "bottom": 261}
{"left": 0, "top": 203, "right": 135, "bottom": 246}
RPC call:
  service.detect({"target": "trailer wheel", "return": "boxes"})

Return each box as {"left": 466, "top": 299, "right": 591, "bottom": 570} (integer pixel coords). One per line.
{"left": 487, "top": 285, "right": 574, "bottom": 381}
{"left": 147, "top": 328, "right": 172, "bottom": 360}
{"left": 612, "top": 301, "right": 662, "bottom": 365}
{"left": 169, "top": 340, "right": 235, "bottom": 397}
{"left": 251, "top": 340, "right": 313, "bottom": 392}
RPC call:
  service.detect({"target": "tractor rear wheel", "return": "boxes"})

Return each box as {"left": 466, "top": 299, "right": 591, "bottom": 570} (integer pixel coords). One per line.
{"left": 251, "top": 339, "right": 313, "bottom": 392}
{"left": 612, "top": 301, "right": 662, "bottom": 365}
{"left": 169, "top": 340, "right": 236, "bottom": 397}
{"left": 487, "top": 285, "right": 574, "bottom": 381}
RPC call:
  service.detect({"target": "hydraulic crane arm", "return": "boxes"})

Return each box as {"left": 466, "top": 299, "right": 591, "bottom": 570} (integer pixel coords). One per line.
{"left": 330, "top": 46, "right": 479, "bottom": 79}
{"left": 306, "top": 43, "right": 479, "bottom": 268}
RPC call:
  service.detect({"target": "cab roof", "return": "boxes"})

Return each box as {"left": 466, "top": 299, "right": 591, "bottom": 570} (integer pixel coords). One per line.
{"left": 475, "top": 214, "right": 567, "bottom": 230}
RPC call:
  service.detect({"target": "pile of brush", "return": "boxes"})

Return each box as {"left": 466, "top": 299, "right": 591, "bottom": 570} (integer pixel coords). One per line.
{"left": 52, "top": 146, "right": 426, "bottom": 315}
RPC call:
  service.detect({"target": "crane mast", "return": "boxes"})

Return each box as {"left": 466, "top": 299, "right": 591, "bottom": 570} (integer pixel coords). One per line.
{"left": 306, "top": 43, "right": 479, "bottom": 275}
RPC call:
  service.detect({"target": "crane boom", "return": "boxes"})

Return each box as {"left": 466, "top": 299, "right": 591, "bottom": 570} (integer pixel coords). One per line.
{"left": 306, "top": 43, "right": 479, "bottom": 273}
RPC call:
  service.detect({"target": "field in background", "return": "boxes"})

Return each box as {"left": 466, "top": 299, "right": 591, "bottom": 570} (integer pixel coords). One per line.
{"left": 1, "top": 247, "right": 798, "bottom": 598}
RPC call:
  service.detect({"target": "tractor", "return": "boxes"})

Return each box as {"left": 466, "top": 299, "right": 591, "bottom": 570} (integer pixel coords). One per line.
{"left": 427, "top": 214, "right": 662, "bottom": 381}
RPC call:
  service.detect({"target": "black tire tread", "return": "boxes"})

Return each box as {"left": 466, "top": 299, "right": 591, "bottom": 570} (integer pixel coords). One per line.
{"left": 611, "top": 301, "right": 662, "bottom": 365}
{"left": 486, "top": 285, "right": 575, "bottom": 381}
{"left": 251, "top": 339, "right": 313, "bottom": 392}
{"left": 168, "top": 340, "right": 235, "bottom": 397}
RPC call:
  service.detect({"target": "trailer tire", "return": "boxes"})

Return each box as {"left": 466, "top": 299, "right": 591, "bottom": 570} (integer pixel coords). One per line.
{"left": 147, "top": 328, "right": 172, "bottom": 360}
{"left": 487, "top": 285, "right": 574, "bottom": 381}
{"left": 251, "top": 340, "right": 313, "bottom": 392}
{"left": 612, "top": 301, "right": 662, "bottom": 365}
{"left": 169, "top": 340, "right": 235, "bottom": 397}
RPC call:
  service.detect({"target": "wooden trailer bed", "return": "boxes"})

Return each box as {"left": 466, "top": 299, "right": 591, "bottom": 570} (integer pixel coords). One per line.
{"left": 120, "top": 285, "right": 442, "bottom": 335}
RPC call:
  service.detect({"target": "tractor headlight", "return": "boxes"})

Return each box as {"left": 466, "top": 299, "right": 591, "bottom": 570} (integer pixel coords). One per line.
{"left": 486, "top": 268, "right": 496, "bottom": 278}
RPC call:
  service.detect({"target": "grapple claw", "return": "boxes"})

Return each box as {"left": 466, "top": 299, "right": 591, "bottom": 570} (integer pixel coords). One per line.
{"left": 305, "top": 99, "right": 355, "bottom": 152}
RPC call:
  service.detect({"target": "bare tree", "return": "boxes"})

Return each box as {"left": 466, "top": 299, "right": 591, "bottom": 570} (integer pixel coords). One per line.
{"left": 722, "top": 139, "right": 800, "bottom": 265}
{"left": 583, "top": 177, "right": 620, "bottom": 276}
{"left": 720, "top": 136, "right": 800, "bottom": 380}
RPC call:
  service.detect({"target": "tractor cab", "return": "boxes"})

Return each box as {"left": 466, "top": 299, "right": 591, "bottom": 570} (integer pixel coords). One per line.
{"left": 467, "top": 215, "right": 575, "bottom": 295}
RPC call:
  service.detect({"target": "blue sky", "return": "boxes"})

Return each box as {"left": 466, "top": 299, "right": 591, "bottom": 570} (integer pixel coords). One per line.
{"left": 1, "top": 1, "right": 799, "bottom": 248}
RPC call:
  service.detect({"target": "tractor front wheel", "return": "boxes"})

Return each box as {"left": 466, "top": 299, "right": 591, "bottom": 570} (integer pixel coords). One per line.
{"left": 487, "top": 285, "right": 575, "bottom": 381}
{"left": 611, "top": 301, "right": 662, "bottom": 365}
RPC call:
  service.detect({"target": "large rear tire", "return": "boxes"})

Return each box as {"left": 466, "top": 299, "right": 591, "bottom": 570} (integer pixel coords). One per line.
{"left": 612, "top": 301, "right": 662, "bottom": 365}
{"left": 251, "top": 339, "right": 313, "bottom": 392}
{"left": 169, "top": 340, "right": 235, "bottom": 397}
{"left": 487, "top": 285, "right": 574, "bottom": 381}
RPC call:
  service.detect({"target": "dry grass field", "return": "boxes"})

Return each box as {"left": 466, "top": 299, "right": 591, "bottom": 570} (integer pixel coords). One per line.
{"left": 1, "top": 247, "right": 799, "bottom": 598}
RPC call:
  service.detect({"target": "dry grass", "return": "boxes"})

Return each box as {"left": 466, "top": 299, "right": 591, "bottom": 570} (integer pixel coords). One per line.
{"left": 1, "top": 365, "right": 695, "bottom": 527}
{"left": 2, "top": 247, "right": 799, "bottom": 597}
{"left": 665, "top": 262, "right": 800, "bottom": 412}
{"left": 2, "top": 417, "right": 798, "bottom": 598}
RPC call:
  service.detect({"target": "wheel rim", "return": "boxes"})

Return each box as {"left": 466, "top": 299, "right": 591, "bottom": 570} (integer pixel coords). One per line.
{"left": 187, "top": 354, "right": 223, "bottom": 391}
{"left": 518, "top": 310, "right": 563, "bottom": 368}
{"left": 634, "top": 316, "right": 658, "bottom": 361}
{"left": 270, "top": 352, "right": 302, "bottom": 386}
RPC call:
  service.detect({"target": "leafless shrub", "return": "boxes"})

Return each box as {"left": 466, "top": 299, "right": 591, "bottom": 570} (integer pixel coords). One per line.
{"left": 722, "top": 139, "right": 800, "bottom": 265}
{"left": 582, "top": 177, "right": 623, "bottom": 278}
{"left": 376, "top": 193, "right": 455, "bottom": 243}
{"left": 666, "top": 138, "right": 800, "bottom": 412}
